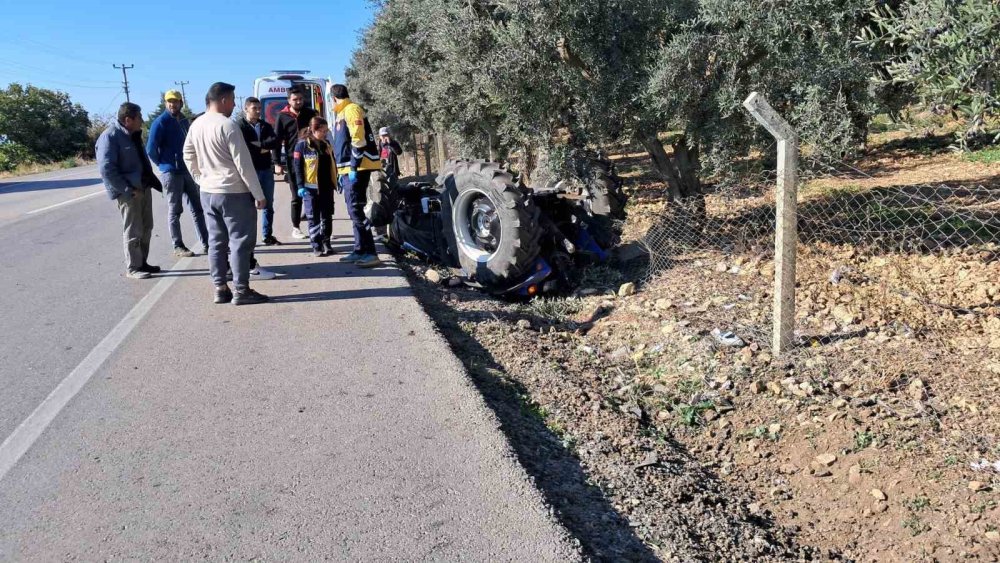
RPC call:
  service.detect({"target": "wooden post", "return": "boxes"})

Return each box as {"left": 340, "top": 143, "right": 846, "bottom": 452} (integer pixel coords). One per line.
{"left": 742, "top": 92, "right": 798, "bottom": 356}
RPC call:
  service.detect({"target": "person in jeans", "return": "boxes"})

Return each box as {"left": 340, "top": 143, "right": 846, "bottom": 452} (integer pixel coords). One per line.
{"left": 330, "top": 84, "right": 381, "bottom": 268}
{"left": 238, "top": 97, "right": 281, "bottom": 246}
{"left": 378, "top": 126, "right": 403, "bottom": 188}
{"left": 183, "top": 82, "right": 268, "bottom": 305}
{"left": 293, "top": 117, "right": 337, "bottom": 257}
{"left": 97, "top": 102, "right": 163, "bottom": 279}
{"left": 273, "top": 85, "right": 317, "bottom": 241}
{"left": 146, "top": 89, "right": 209, "bottom": 257}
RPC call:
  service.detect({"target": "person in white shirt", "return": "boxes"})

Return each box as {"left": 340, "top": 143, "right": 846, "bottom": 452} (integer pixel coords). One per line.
{"left": 182, "top": 82, "right": 269, "bottom": 305}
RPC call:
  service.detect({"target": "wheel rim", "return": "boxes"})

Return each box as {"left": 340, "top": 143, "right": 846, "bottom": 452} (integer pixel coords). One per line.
{"left": 454, "top": 188, "right": 502, "bottom": 263}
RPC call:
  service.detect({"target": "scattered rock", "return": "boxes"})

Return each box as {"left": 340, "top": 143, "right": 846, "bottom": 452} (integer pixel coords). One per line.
{"left": 710, "top": 328, "right": 745, "bottom": 348}
{"left": 968, "top": 481, "right": 988, "bottom": 492}
{"left": 768, "top": 423, "right": 783, "bottom": 437}
{"left": 779, "top": 463, "right": 799, "bottom": 475}
{"left": 832, "top": 398, "right": 848, "bottom": 409}
{"left": 613, "top": 242, "right": 649, "bottom": 264}
{"left": 446, "top": 276, "right": 464, "bottom": 288}
{"left": 870, "top": 489, "right": 887, "bottom": 501}
{"left": 848, "top": 464, "right": 862, "bottom": 485}
{"left": 816, "top": 453, "right": 838, "bottom": 467}
{"left": 618, "top": 282, "right": 636, "bottom": 297}
{"left": 715, "top": 262, "right": 728, "bottom": 273}
{"left": 654, "top": 299, "right": 674, "bottom": 310}
{"left": 750, "top": 381, "right": 766, "bottom": 395}
{"left": 766, "top": 381, "right": 783, "bottom": 396}
{"left": 832, "top": 305, "right": 856, "bottom": 325}
{"left": 908, "top": 379, "right": 927, "bottom": 401}
{"left": 516, "top": 319, "right": 532, "bottom": 331}
{"left": 986, "top": 530, "right": 1000, "bottom": 543}
{"left": 425, "top": 269, "right": 443, "bottom": 284}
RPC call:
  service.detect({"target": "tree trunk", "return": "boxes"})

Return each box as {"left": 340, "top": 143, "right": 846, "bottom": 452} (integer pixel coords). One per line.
{"left": 636, "top": 133, "right": 683, "bottom": 200}
{"left": 413, "top": 146, "right": 421, "bottom": 177}
{"left": 436, "top": 131, "right": 448, "bottom": 171}
{"left": 422, "top": 134, "right": 433, "bottom": 176}
{"left": 671, "top": 138, "right": 702, "bottom": 198}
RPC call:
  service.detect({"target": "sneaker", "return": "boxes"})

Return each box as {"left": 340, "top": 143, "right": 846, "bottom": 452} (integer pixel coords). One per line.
{"left": 214, "top": 285, "right": 233, "bottom": 304}
{"left": 262, "top": 236, "right": 282, "bottom": 246}
{"left": 126, "top": 269, "right": 151, "bottom": 280}
{"left": 356, "top": 254, "right": 382, "bottom": 268}
{"left": 313, "top": 249, "right": 325, "bottom": 258}
{"left": 324, "top": 241, "right": 335, "bottom": 255}
{"left": 291, "top": 228, "right": 308, "bottom": 240}
{"left": 139, "top": 263, "right": 161, "bottom": 274}
{"left": 174, "top": 246, "right": 195, "bottom": 257}
{"left": 232, "top": 288, "right": 269, "bottom": 306}
{"left": 339, "top": 252, "right": 363, "bottom": 263}
{"left": 250, "top": 266, "right": 277, "bottom": 280}
{"left": 201, "top": 245, "right": 209, "bottom": 255}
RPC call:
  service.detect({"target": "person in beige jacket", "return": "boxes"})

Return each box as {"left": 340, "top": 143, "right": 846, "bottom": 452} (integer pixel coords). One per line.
{"left": 183, "top": 82, "right": 268, "bottom": 306}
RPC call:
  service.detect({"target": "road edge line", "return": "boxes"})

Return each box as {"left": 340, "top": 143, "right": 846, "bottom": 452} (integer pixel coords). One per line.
{"left": 0, "top": 257, "right": 194, "bottom": 482}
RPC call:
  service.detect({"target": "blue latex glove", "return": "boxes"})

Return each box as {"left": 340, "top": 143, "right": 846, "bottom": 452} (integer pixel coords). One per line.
{"left": 348, "top": 169, "right": 357, "bottom": 183}
{"left": 297, "top": 188, "right": 308, "bottom": 198}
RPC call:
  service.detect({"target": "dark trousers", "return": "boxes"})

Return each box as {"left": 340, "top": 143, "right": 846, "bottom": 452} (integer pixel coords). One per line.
{"left": 341, "top": 171, "right": 376, "bottom": 255}
{"left": 303, "top": 187, "right": 334, "bottom": 251}
{"left": 201, "top": 192, "right": 257, "bottom": 291}
{"left": 116, "top": 187, "right": 153, "bottom": 272}
{"left": 285, "top": 158, "right": 303, "bottom": 229}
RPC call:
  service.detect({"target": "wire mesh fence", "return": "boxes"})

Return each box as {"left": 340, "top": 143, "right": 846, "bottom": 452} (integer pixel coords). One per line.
{"left": 642, "top": 152, "right": 1000, "bottom": 357}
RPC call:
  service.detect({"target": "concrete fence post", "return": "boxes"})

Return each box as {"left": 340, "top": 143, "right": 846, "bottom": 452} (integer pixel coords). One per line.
{"left": 742, "top": 92, "right": 798, "bottom": 356}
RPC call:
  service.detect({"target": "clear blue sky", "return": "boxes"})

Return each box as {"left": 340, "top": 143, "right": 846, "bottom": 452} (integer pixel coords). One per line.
{"left": 0, "top": 0, "right": 377, "bottom": 117}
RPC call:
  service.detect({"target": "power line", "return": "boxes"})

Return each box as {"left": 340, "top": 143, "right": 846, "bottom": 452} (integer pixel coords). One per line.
{"left": 100, "top": 89, "right": 125, "bottom": 115}
{"left": 0, "top": 57, "right": 118, "bottom": 85}
{"left": 113, "top": 64, "right": 134, "bottom": 103}
{"left": 174, "top": 80, "right": 189, "bottom": 102}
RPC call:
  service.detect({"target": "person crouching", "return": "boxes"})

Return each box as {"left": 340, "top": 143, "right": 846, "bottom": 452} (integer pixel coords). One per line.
{"left": 293, "top": 117, "right": 336, "bottom": 257}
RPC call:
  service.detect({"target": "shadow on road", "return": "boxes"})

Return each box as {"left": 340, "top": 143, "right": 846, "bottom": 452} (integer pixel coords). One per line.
{"left": 0, "top": 178, "right": 102, "bottom": 194}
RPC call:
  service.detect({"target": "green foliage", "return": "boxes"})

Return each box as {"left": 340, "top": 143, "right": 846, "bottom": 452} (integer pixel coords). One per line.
{"left": 964, "top": 146, "right": 1000, "bottom": 164}
{"left": 0, "top": 140, "right": 32, "bottom": 172}
{"left": 0, "top": 83, "right": 90, "bottom": 162}
{"left": 525, "top": 297, "right": 582, "bottom": 322}
{"left": 676, "top": 400, "right": 714, "bottom": 426}
{"left": 853, "top": 430, "right": 875, "bottom": 451}
{"left": 863, "top": 0, "right": 1000, "bottom": 149}
{"left": 350, "top": 0, "right": 876, "bottom": 190}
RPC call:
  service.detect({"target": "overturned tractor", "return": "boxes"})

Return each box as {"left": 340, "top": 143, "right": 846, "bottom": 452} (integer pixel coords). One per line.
{"left": 367, "top": 158, "right": 626, "bottom": 297}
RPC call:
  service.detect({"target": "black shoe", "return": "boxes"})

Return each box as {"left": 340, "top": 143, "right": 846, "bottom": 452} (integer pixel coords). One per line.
{"left": 232, "top": 288, "right": 269, "bottom": 305}
{"left": 324, "top": 241, "right": 335, "bottom": 255}
{"left": 262, "top": 236, "right": 282, "bottom": 246}
{"left": 139, "top": 263, "right": 161, "bottom": 274}
{"left": 214, "top": 285, "right": 233, "bottom": 304}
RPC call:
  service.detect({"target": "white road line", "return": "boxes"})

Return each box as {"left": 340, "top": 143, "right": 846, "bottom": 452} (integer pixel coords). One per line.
{"left": 25, "top": 190, "right": 104, "bottom": 215}
{"left": 0, "top": 167, "right": 97, "bottom": 192}
{"left": 0, "top": 257, "right": 194, "bottom": 482}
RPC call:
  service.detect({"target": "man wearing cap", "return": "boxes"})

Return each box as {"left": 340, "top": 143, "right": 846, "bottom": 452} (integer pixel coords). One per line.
{"left": 147, "top": 90, "right": 209, "bottom": 257}
{"left": 378, "top": 127, "right": 403, "bottom": 188}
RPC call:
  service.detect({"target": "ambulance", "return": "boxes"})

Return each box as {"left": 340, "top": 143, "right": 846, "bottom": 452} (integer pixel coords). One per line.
{"left": 252, "top": 70, "right": 335, "bottom": 128}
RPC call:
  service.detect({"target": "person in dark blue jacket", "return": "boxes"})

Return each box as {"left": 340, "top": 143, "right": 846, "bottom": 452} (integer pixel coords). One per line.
{"left": 146, "top": 89, "right": 209, "bottom": 257}
{"left": 97, "top": 102, "right": 163, "bottom": 279}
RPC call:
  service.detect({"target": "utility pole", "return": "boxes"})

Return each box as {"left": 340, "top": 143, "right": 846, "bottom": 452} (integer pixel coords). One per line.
{"left": 113, "top": 64, "right": 134, "bottom": 102}
{"left": 174, "top": 80, "right": 189, "bottom": 102}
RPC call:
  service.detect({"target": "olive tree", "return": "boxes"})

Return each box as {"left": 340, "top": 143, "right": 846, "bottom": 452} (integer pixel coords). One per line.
{"left": 862, "top": 0, "right": 1000, "bottom": 148}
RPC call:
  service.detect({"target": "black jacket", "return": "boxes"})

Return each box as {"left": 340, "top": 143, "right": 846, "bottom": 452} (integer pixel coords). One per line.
{"left": 273, "top": 107, "right": 318, "bottom": 165}
{"left": 238, "top": 117, "right": 280, "bottom": 171}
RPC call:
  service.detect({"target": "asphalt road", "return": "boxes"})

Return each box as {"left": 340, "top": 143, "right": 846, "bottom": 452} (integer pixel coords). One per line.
{"left": 0, "top": 166, "right": 578, "bottom": 560}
